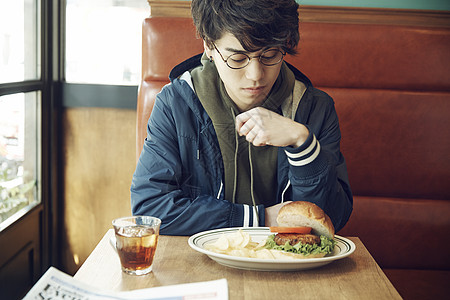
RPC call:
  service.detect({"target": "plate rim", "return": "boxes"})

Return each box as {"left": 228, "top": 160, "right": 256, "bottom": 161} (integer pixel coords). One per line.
{"left": 188, "top": 227, "right": 356, "bottom": 265}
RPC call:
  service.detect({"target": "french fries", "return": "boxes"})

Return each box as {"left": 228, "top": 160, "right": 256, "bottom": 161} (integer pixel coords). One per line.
{"left": 204, "top": 230, "right": 308, "bottom": 260}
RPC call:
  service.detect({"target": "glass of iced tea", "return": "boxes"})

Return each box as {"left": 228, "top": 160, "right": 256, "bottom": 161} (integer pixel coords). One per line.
{"left": 112, "top": 216, "right": 161, "bottom": 275}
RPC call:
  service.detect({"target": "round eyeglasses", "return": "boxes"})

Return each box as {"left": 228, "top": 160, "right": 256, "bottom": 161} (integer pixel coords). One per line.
{"left": 213, "top": 44, "right": 286, "bottom": 70}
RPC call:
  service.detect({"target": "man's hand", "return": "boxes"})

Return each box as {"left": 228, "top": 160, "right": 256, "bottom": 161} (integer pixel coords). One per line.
{"left": 264, "top": 201, "right": 292, "bottom": 227}
{"left": 235, "top": 107, "right": 308, "bottom": 148}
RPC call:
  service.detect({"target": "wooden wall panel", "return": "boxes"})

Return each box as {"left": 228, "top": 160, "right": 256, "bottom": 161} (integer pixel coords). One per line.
{"left": 0, "top": 207, "right": 41, "bottom": 299}
{"left": 147, "top": 1, "right": 450, "bottom": 27}
{"left": 62, "top": 107, "right": 135, "bottom": 274}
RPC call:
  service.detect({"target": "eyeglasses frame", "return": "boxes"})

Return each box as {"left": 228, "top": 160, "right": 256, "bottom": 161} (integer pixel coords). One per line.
{"left": 212, "top": 43, "right": 286, "bottom": 70}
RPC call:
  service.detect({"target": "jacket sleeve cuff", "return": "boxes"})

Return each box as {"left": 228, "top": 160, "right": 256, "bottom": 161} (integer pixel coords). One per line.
{"left": 230, "top": 204, "right": 266, "bottom": 227}
{"left": 284, "top": 130, "right": 328, "bottom": 178}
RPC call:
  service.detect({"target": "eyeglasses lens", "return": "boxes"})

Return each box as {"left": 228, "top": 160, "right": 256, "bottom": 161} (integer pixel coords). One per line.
{"left": 227, "top": 49, "right": 284, "bottom": 69}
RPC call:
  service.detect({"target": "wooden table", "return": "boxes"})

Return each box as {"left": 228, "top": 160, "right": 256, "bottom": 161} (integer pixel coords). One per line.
{"left": 74, "top": 229, "right": 401, "bottom": 299}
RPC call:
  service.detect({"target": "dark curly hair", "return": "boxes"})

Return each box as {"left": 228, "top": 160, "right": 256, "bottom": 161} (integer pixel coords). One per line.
{"left": 191, "top": 0, "right": 299, "bottom": 55}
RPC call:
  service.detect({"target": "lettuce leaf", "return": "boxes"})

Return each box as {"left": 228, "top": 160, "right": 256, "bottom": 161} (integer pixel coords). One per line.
{"left": 263, "top": 234, "right": 335, "bottom": 256}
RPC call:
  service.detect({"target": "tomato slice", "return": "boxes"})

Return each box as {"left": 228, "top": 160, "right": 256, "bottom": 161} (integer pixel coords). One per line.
{"left": 269, "top": 226, "right": 312, "bottom": 234}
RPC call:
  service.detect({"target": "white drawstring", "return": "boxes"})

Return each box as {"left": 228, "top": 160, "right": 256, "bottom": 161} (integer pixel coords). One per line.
{"left": 217, "top": 181, "right": 223, "bottom": 199}
{"left": 281, "top": 180, "right": 291, "bottom": 203}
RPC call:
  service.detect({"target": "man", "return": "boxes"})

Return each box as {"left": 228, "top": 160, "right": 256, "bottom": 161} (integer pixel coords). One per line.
{"left": 131, "top": 0, "right": 353, "bottom": 235}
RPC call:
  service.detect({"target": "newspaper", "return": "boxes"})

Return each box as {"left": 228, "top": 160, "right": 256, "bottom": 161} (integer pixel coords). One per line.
{"left": 23, "top": 267, "right": 228, "bottom": 300}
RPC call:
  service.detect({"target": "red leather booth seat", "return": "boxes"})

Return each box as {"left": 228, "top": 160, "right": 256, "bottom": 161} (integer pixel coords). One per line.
{"left": 137, "top": 16, "right": 450, "bottom": 299}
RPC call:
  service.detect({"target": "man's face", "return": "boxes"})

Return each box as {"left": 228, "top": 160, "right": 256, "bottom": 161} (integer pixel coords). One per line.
{"left": 205, "top": 33, "right": 283, "bottom": 112}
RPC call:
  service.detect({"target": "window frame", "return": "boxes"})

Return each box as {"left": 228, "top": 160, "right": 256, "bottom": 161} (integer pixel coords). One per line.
{"left": 0, "top": 0, "right": 62, "bottom": 272}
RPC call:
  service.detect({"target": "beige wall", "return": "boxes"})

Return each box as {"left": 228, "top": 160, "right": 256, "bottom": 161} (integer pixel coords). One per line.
{"left": 61, "top": 107, "right": 136, "bottom": 274}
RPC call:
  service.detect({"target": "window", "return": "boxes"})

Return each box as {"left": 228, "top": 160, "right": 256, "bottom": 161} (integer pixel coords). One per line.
{"left": 0, "top": 0, "right": 40, "bottom": 83}
{"left": 0, "top": 93, "right": 40, "bottom": 228}
{"left": 65, "top": 0, "right": 148, "bottom": 85}
{"left": 0, "top": 0, "right": 41, "bottom": 231}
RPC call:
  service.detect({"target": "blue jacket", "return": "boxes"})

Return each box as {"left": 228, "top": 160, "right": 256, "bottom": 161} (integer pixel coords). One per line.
{"left": 131, "top": 54, "right": 353, "bottom": 235}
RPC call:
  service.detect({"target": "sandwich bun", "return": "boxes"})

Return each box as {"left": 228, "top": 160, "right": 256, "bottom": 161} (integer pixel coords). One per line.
{"left": 276, "top": 201, "right": 335, "bottom": 239}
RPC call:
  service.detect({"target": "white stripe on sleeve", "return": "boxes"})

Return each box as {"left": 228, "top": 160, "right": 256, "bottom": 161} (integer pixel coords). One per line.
{"left": 285, "top": 135, "right": 317, "bottom": 159}
{"left": 252, "top": 206, "right": 259, "bottom": 227}
{"left": 243, "top": 205, "right": 250, "bottom": 227}
{"left": 288, "top": 141, "right": 321, "bottom": 166}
